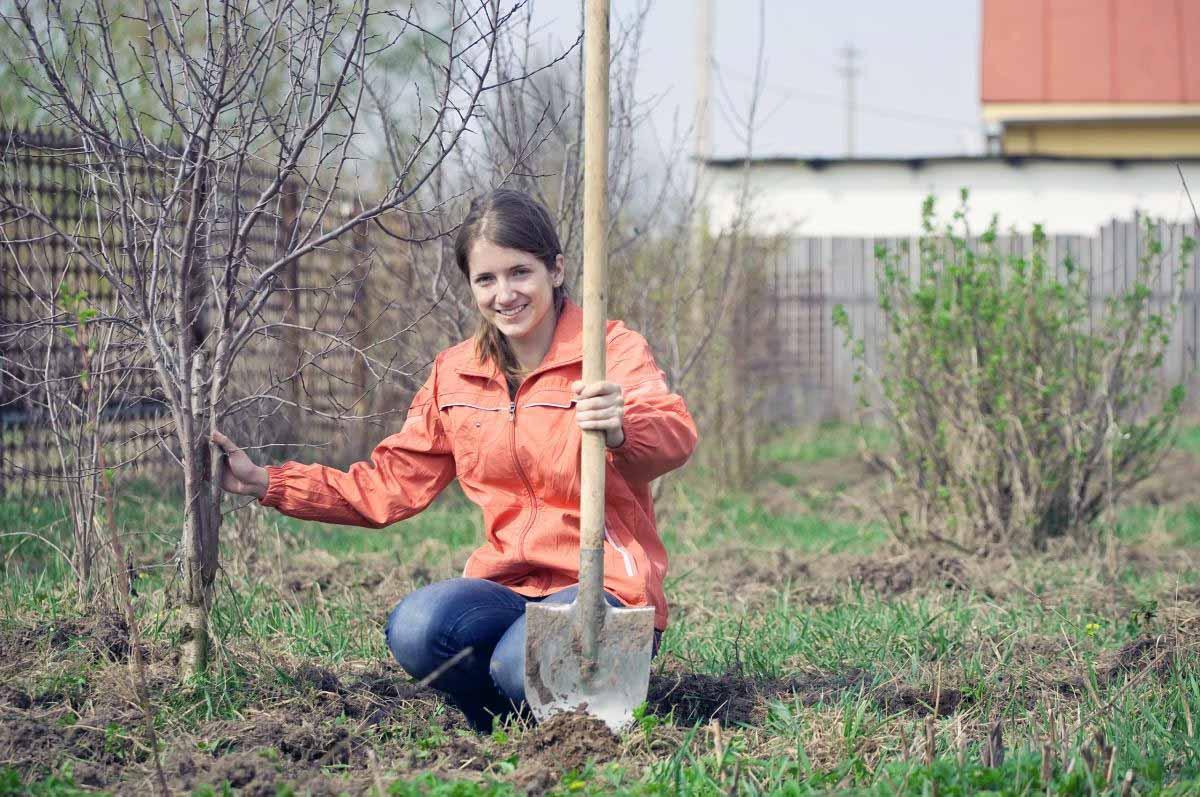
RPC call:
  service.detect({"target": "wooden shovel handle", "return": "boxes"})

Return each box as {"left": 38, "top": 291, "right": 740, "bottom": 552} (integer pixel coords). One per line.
{"left": 579, "top": 0, "right": 609, "bottom": 643}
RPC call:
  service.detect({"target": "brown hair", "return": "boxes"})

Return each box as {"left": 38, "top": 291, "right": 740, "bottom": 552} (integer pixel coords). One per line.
{"left": 454, "top": 189, "right": 568, "bottom": 387}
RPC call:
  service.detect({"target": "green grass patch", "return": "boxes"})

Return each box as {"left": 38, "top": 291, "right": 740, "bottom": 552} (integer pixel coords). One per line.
{"left": 4, "top": 423, "right": 1200, "bottom": 794}
{"left": 760, "top": 422, "right": 892, "bottom": 466}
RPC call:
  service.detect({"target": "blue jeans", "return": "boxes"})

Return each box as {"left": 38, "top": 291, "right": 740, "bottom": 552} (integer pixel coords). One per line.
{"left": 385, "top": 578, "right": 655, "bottom": 730}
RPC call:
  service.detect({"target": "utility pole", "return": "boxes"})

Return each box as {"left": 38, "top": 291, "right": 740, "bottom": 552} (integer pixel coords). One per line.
{"left": 837, "top": 43, "right": 860, "bottom": 157}
{"left": 695, "top": 0, "right": 713, "bottom": 169}
{"left": 686, "top": 0, "right": 714, "bottom": 379}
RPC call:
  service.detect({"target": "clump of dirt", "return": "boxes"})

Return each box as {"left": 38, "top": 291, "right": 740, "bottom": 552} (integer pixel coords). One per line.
{"left": 337, "top": 668, "right": 446, "bottom": 725}
{"left": 1007, "top": 634, "right": 1069, "bottom": 663}
{"left": 277, "top": 544, "right": 459, "bottom": 598}
{"left": 648, "top": 669, "right": 764, "bottom": 726}
{"left": 1111, "top": 635, "right": 1175, "bottom": 672}
{"left": 0, "top": 611, "right": 134, "bottom": 667}
{"left": 784, "top": 669, "right": 874, "bottom": 705}
{"left": 86, "top": 612, "right": 132, "bottom": 662}
{"left": 440, "top": 734, "right": 487, "bottom": 771}
{"left": 0, "top": 685, "right": 32, "bottom": 710}
{"left": 874, "top": 682, "right": 968, "bottom": 717}
{"left": 0, "top": 706, "right": 143, "bottom": 784}
{"left": 647, "top": 662, "right": 872, "bottom": 726}
{"left": 513, "top": 711, "right": 621, "bottom": 794}
{"left": 172, "top": 751, "right": 281, "bottom": 795}
{"left": 294, "top": 664, "right": 342, "bottom": 694}
{"left": 1051, "top": 634, "right": 1181, "bottom": 698}
{"left": 167, "top": 748, "right": 354, "bottom": 797}
{"left": 282, "top": 549, "right": 364, "bottom": 593}
{"left": 849, "top": 551, "right": 967, "bottom": 594}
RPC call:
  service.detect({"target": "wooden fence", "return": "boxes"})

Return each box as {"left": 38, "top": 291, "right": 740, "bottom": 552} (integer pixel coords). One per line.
{"left": 750, "top": 219, "right": 1200, "bottom": 424}
{"left": 0, "top": 128, "right": 440, "bottom": 497}
{"left": 6, "top": 128, "right": 1199, "bottom": 495}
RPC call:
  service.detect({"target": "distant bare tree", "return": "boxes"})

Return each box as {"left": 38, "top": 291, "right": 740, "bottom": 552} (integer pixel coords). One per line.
{"left": 0, "top": 0, "right": 553, "bottom": 675}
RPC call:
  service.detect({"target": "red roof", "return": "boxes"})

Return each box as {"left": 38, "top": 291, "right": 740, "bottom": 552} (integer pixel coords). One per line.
{"left": 982, "top": 0, "right": 1200, "bottom": 103}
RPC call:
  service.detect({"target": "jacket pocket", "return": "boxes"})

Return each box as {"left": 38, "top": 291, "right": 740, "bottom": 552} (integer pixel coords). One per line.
{"left": 438, "top": 399, "right": 504, "bottom": 475}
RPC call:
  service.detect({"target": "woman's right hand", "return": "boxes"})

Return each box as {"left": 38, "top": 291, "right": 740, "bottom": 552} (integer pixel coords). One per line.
{"left": 211, "top": 430, "right": 269, "bottom": 499}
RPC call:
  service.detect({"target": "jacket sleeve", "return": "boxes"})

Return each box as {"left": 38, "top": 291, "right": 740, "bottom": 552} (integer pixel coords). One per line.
{"left": 259, "top": 359, "right": 456, "bottom": 528}
{"left": 606, "top": 329, "right": 699, "bottom": 483}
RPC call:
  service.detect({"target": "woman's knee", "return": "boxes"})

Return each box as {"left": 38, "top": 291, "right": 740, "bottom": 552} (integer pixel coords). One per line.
{"left": 488, "top": 622, "right": 526, "bottom": 704}
{"left": 385, "top": 583, "right": 446, "bottom": 678}
{"left": 385, "top": 577, "right": 526, "bottom": 681}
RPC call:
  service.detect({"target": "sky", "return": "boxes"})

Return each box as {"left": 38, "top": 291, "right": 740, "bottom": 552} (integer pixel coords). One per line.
{"left": 530, "top": 0, "right": 984, "bottom": 160}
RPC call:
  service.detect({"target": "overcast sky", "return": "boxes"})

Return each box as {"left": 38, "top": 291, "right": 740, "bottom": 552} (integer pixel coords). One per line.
{"left": 531, "top": 0, "right": 984, "bottom": 160}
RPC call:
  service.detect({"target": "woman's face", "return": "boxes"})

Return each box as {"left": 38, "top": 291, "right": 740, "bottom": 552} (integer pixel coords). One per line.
{"left": 467, "top": 239, "right": 564, "bottom": 343}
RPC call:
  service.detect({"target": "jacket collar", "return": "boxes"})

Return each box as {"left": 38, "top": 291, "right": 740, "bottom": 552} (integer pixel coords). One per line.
{"left": 454, "top": 299, "right": 584, "bottom": 378}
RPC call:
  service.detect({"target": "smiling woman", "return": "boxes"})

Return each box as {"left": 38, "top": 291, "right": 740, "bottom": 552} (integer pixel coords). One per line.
{"left": 456, "top": 190, "right": 569, "bottom": 397}
{"left": 210, "top": 188, "right": 698, "bottom": 731}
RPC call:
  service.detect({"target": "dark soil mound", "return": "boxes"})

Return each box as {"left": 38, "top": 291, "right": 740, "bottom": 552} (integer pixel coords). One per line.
{"left": 1054, "top": 633, "right": 1179, "bottom": 697}
{"left": 648, "top": 664, "right": 872, "bottom": 726}
{"left": 648, "top": 669, "right": 765, "bottom": 726}
{"left": 874, "top": 682, "right": 968, "bottom": 717}
{"left": 514, "top": 711, "right": 621, "bottom": 794}
{"left": 850, "top": 552, "right": 966, "bottom": 594}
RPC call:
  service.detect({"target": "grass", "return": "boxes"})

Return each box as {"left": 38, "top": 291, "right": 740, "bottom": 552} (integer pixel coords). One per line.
{"left": 3, "top": 422, "right": 1200, "bottom": 794}
{"left": 759, "top": 422, "right": 892, "bottom": 466}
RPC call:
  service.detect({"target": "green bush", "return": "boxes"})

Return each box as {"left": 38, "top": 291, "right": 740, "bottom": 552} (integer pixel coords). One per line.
{"left": 835, "top": 194, "right": 1194, "bottom": 552}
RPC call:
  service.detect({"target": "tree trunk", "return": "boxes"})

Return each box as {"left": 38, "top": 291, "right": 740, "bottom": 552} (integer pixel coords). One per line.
{"left": 178, "top": 434, "right": 220, "bottom": 677}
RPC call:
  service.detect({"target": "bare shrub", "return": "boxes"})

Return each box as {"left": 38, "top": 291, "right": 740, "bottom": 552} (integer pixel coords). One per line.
{"left": 0, "top": 0, "right": 551, "bottom": 674}
{"left": 835, "top": 195, "right": 1195, "bottom": 552}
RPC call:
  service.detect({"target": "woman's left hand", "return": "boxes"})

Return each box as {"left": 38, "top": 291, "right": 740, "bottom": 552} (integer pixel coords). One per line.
{"left": 572, "top": 380, "right": 625, "bottom": 448}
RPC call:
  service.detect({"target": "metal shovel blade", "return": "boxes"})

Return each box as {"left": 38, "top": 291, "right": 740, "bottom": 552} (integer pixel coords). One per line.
{"left": 524, "top": 600, "right": 655, "bottom": 731}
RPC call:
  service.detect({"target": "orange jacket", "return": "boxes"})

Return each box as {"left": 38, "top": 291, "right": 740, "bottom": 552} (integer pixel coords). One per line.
{"left": 260, "top": 300, "right": 697, "bottom": 629}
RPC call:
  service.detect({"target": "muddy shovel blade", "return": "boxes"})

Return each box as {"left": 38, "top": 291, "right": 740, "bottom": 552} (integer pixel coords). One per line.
{"left": 524, "top": 600, "right": 655, "bottom": 731}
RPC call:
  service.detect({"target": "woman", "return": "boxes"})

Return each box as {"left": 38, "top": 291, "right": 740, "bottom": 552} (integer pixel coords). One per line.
{"left": 213, "top": 189, "right": 697, "bottom": 730}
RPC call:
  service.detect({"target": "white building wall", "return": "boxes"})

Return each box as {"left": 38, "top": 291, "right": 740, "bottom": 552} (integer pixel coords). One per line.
{"left": 705, "top": 158, "right": 1200, "bottom": 237}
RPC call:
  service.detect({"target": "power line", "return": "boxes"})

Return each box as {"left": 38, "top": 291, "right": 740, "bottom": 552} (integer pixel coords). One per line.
{"left": 714, "top": 59, "right": 977, "bottom": 131}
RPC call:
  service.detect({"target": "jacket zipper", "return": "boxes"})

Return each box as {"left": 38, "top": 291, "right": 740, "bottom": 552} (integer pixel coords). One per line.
{"left": 509, "top": 399, "right": 539, "bottom": 564}
{"left": 521, "top": 398, "right": 637, "bottom": 579}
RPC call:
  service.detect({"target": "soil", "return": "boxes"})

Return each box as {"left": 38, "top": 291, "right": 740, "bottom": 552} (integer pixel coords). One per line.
{"left": 874, "top": 682, "right": 968, "bottom": 718}
{"left": 3, "top": 522, "right": 1196, "bottom": 794}
{"left": 676, "top": 544, "right": 974, "bottom": 604}
{"left": 848, "top": 551, "right": 968, "bottom": 595}
{"left": 647, "top": 660, "right": 873, "bottom": 726}
{"left": 1051, "top": 634, "right": 1180, "bottom": 698}
{"left": 513, "top": 711, "right": 621, "bottom": 794}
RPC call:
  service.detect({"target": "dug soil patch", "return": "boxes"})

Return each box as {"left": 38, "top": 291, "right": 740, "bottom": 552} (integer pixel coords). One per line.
{"left": 848, "top": 551, "right": 968, "bottom": 595}
{"left": 513, "top": 711, "right": 621, "bottom": 794}
{"left": 647, "top": 660, "right": 872, "bottom": 726}
{"left": 874, "top": 682, "right": 968, "bottom": 717}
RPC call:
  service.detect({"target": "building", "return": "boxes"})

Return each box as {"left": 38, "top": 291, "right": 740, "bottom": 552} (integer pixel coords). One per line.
{"left": 705, "top": 0, "right": 1200, "bottom": 238}
{"left": 983, "top": 0, "right": 1200, "bottom": 157}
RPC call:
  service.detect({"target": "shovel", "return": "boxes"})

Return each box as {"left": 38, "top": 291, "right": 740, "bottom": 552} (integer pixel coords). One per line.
{"left": 523, "top": 0, "right": 656, "bottom": 732}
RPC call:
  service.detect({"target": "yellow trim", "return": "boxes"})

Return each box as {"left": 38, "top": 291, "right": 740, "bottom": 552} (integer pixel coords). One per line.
{"left": 983, "top": 102, "right": 1200, "bottom": 123}
{"left": 1001, "top": 119, "right": 1200, "bottom": 157}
